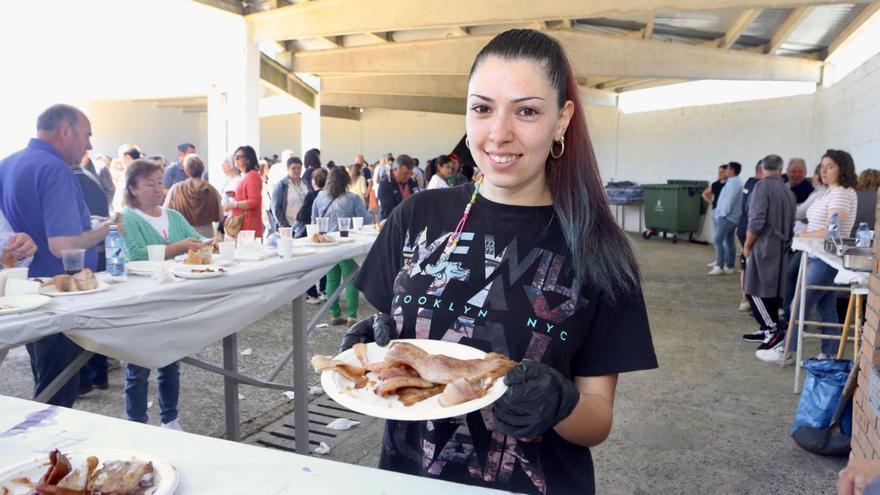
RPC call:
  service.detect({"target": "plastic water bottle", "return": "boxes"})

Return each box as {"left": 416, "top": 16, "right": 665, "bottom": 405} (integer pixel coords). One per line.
{"left": 856, "top": 222, "right": 873, "bottom": 247}
{"left": 105, "top": 225, "right": 126, "bottom": 279}
{"left": 828, "top": 212, "right": 840, "bottom": 243}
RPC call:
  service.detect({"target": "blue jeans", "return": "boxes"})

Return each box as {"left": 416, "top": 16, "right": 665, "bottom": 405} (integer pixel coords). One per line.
{"left": 713, "top": 216, "right": 737, "bottom": 269}
{"left": 125, "top": 361, "right": 180, "bottom": 424}
{"left": 25, "top": 333, "right": 82, "bottom": 407}
{"left": 787, "top": 258, "right": 840, "bottom": 354}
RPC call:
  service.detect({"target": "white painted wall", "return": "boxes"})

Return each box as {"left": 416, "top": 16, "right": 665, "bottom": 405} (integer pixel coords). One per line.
{"left": 260, "top": 114, "right": 302, "bottom": 158}
{"left": 84, "top": 101, "right": 207, "bottom": 162}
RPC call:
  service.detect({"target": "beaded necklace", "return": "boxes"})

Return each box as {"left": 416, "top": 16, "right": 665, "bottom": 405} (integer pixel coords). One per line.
{"left": 438, "top": 176, "right": 484, "bottom": 263}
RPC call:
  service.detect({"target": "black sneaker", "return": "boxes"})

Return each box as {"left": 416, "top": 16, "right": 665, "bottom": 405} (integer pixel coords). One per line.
{"left": 742, "top": 330, "right": 768, "bottom": 342}
{"left": 757, "top": 331, "right": 784, "bottom": 351}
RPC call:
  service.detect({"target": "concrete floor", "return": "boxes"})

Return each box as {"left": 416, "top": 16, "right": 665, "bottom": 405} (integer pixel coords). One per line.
{"left": 0, "top": 235, "right": 847, "bottom": 493}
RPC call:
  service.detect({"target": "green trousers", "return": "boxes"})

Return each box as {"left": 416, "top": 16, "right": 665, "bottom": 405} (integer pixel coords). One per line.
{"left": 326, "top": 258, "right": 359, "bottom": 318}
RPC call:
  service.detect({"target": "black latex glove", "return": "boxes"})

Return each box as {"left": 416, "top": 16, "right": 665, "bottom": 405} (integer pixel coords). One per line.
{"left": 338, "top": 313, "right": 398, "bottom": 353}
{"left": 492, "top": 360, "right": 581, "bottom": 438}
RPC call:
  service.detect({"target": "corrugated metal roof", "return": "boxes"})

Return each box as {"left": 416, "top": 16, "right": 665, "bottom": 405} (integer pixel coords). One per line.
{"left": 781, "top": 3, "right": 866, "bottom": 52}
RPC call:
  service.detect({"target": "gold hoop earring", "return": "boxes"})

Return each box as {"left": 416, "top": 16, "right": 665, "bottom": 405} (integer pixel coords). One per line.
{"left": 550, "top": 136, "right": 565, "bottom": 159}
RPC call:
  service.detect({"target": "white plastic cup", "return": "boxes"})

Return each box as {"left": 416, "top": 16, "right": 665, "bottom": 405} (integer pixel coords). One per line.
{"left": 306, "top": 224, "right": 319, "bottom": 238}
{"left": 219, "top": 241, "right": 235, "bottom": 262}
{"left": 279, "top": 227, "right": 293, "bottom": 239}
{"left": 277, "top": 238, "right": 294, "bottom": 259}
{"left": 237, "top": 230, "right": 255, "bottom": 248}
{"left": 147, "top": 245, "right": 166, "bottom": 262}
{"left": 4, "top": 267, "right": 28, "bottom": 280}
{"left": 352, "top": 217, "right": 364, "bottom": 230}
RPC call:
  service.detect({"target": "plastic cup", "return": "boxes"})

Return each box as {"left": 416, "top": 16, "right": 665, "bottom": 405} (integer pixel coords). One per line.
{"left": 4, "top": 267, "right": 28, "bottom": 280}
{"left": 61, "top": 249, "right": 86, "bottom": 274}
{"left": 352, "top": 217, "right": 364, "bottom": 230}
{"left": 338, "top": 217, "right": 351, "bottom": 238}
{"left": 146, "top": 245, "right": 166, "bottom": 262}
{"left": 237, "top": 230, "right": 255, "bottom": 248}
{"left": 219, "top": 241, "right": 235, "bottom": 262}
{"left": 306, "top": 224, "right": 319, "bottom": 238}
{"left": 317, "top": 217, "right": 330, "bottom": 234}
{"left": 277, "top": 238, "right": 294, "bottom": 259}
{"left": 279, "top": 227, "right": 293, "bottom": 239}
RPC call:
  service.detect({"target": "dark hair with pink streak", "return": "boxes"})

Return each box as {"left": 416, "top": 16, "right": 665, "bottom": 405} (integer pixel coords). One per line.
{"left": 469, "top": 29, "right": 639, "bottom": 298}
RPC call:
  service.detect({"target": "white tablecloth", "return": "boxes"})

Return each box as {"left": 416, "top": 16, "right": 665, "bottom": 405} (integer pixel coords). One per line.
{"left": 0, "top": 395, "right": 500, "bottom": 494}
{"left": 0, "top": 238, "right": 375, "bottom": 368}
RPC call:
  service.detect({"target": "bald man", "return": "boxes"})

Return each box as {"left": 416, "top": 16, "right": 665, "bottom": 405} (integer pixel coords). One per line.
{"left": 786, "top": 158, "right": 813, "bottom": 205}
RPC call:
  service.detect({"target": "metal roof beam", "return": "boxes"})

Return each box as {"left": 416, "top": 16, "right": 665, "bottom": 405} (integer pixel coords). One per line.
{"left": 247, "top": 0, "right": 869, "bottom": 41}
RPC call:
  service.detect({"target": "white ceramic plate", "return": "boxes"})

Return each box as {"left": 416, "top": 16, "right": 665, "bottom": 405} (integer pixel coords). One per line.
{"left": 321, "top": 339, "right": 508, "bottom": 421}
{"left": 169, "top": 264, "right": 227, "bottom": 279}
{"left": 126, "top": 260, "right": 170, "bottom": 275}
{"left": 0, "top": 448, "right": 178, "bottom": 495}
{"left": 0, "top": 295, "right": 52, "bottom": 315}
{"left": 173, "top": 257, "right": 234, "bottom": 268}
{"left": 40, "top": 281, "right": 110, "bottom": 297}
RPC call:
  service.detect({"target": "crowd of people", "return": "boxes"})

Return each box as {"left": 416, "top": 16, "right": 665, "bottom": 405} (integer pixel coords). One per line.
{"left": 702, "top": 152, "right": 879, "bottom": 365}
{"left": 0, "top": 102, "right": 486, "bottom": 430}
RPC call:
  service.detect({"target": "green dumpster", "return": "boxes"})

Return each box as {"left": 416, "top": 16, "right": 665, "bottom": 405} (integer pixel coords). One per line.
{"left": 667, "top": 180, "right": 709, "bottom": 214}
{"left": 641, "top": 184, "right": 703, "bottom": 243}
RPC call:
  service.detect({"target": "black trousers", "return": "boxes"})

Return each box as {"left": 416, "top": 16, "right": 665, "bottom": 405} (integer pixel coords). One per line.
{"left": 748, "top": 294, "right": 781, "bottom": 331}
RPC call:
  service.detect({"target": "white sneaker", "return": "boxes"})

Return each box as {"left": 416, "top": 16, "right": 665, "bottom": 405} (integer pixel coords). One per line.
{"left": 722, "top": 267, "right": 737, "bottom": 274}
{"left": 738, "top": 300, "right": 751, "bottom": 312}
{"left": 707, "top": 261, "right": 718, "bottom": 267}
{"left": 708, "top": 266, "right": 724, "bottom": 275}
{"left": 319, "top": 293, "right": 328, "bottom": 301}
{"left": 160, "top": 419, "right": 184, "bottom": 431}
{"left": 756, "top": 344, "right": 791, "bottom": 364}
{"left": 306, "top": 296, "right": 322, "bottom": 305}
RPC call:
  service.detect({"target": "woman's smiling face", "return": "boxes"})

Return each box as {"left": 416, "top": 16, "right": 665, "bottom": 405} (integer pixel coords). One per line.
{"left": 466, "top": 56, "right": 572, "bottom": 200}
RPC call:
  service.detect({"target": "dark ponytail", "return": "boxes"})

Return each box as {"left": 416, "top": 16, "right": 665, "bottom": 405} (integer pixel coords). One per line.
{"left": 469, "top": 29, "right": 639, "bottom": 299}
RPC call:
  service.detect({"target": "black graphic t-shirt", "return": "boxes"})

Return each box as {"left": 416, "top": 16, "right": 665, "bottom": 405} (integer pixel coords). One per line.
{"left": 355, "top": 184, "right": 658, "bottom": 495}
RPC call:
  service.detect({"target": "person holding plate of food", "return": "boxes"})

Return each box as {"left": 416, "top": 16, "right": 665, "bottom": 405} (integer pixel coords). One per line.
{"left": 341, "top": 29, "right": 658, "bottom": 495}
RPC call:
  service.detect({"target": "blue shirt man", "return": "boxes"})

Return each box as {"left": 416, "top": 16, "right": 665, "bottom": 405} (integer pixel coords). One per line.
{"left": 1, "top": 143, "right": 97, "bottom": 277}
{"left": 163, "top": 142, "right": 195, "bottom": 191}
{"left": 710, "top": 161, "right": 743, "bottom": 272}
{"left": 0, "top": 104, "right": 117, "bottom": 408}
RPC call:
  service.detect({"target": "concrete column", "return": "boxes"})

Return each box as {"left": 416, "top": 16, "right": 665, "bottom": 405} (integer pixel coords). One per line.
{"left": 300, "top": 93, "right": 321, "bottom": 158}
{"left": 206, "top": 88, "right": 228, "bottom": 191}
{"left": 227, "top": 34, "right": 261, "bottom": 155}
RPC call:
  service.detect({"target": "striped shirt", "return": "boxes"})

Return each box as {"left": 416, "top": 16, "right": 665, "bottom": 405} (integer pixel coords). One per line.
{"left": 805, "top": 186, "right": 857, "bottom": 235}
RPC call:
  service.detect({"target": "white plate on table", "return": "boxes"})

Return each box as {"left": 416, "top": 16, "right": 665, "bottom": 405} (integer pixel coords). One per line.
{"left": 301, "top": 236, "right": 356, "bottom": 247}
{"left": 0, "top": 295, "right": 52, "bottom": 315}
{"left": 234, "top": 249, "right": 277, "bottom": 262}
{"left": 0, "top": 448, "right": 178, "bottom": 495}
{"left": 169, "top": 264, "right": 227, "bottom": 279}
{"left": 40, "top": 281, "right": 110, "bottom": 297}
{"left": 172, "top": 255, "right": 235, "bottom": 267}
{"left": 352, "top": 228, "right": 380, "bottom": 236}
{"left": 321, "top": 339, "right": 509, "bottom": 421}
{"left": 126, "top": 260, "right": 170, "bottom": 275}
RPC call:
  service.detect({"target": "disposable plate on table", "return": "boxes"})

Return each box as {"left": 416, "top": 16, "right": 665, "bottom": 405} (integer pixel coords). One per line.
{"left": 321, "top": 339, "right": 508, "bottom": 421}
{"left": 234, "top": 249, "right": 277, "bottom": 262}
{"left": 169, "top": 264, "right": 227, "bottom": 279}
{"left": 0, "top": 448, "right": 178, "bottom": 495}
{"left": 126, "top": 260, "right": 171, "bottom": 275}
{"left": 40, "top": 281, "right": 110, "bottom": 297}
{"left": 0, "top": 294, "right": 52, "bottom": 315}
{"left": 172, "top": 255, "right": 235, "bottom": 267}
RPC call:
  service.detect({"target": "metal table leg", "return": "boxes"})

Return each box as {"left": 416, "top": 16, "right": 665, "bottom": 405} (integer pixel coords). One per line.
{"left": 34, "top": 350, "right": 93, "bottom": 403}
{"left": 794, "top": 251, "right": 808, "bottom": 393}
{"left": 291, "top": 295, "right": 309, "bottom": 455}
{"left": 222, "top": 334, "right": 240, "bottom": 441}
